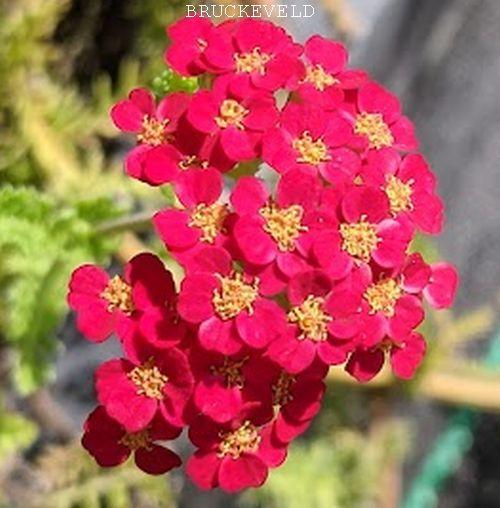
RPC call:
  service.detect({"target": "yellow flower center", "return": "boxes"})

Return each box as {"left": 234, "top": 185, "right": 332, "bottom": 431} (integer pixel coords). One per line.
{"left": 128, "top": 358, "right": 168, "bottom": 399}
{"left": 213, "top": 273, "right": 259, "bottom": 320}
{"left": 354, "top": 112, "right": 394, "bottom": 149}
{"left": 234, "top": 47, "right": 271, "bottom": 75}
{"left": 101, "top": 275, "right": 134, "bottom": 315}
{"left": 340, "top": 220, "right": 380, "bottom": 262}
{"left": 218, "top": 421, "right": 261, "bottom": 459}
{"left": 304, "top": 64, "right": 338, "bottom": 91}
{"left": 364, "top": 278, "right": 402, "bottom": 317}
{"left": 272, "top": 371, "right": 296, "bottom": 407}
{"left": 189, "top": 203, "right": 229, "bottom": 243}
{"left": 137, "top": 116, "right": 169, "bottom": 146}
{"left": 178, "top": 155, "right": 208, "bottom": 171}
{"left": 292, "top": 131, "right": 331, "bottom": 166}
{"left": 119, "top": 429, "right": 152, "bottom": 451}
{"left": 385, "top": 175, "right": 413, "bottom": 215}
{"left": 287, "top": 295, "right": 332, "bottom": 342}
{"left": 260, "top": 202, "right": 307, "bottom": 252}
{"left": 215, "top": 99, "right": 248, "bottom": 130}
{"left": 211, "top": 356, "right": 248, "bottom": 388}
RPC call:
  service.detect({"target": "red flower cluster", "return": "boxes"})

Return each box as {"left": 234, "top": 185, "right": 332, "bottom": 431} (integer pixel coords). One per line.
{"left": 68, "top": 16, "right": 458, "bottom": 492}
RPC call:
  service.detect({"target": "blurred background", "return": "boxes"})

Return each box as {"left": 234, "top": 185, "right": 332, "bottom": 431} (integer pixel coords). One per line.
{"left": 0, "top": 0, "right": 499, "bottom": 506}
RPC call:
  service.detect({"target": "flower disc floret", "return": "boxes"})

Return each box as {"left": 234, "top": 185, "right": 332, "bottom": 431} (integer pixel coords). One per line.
{"left": 128, "top": 358, "right": 168, "bottom": 399}
{"left": 340, "top": 220, "right": 380, "bottom": 262}
{"left": 189, "top": 203, "right": 229, "bottom": 243}
{"left": 385, "top": 175, "right": 413, "bottom": 214}
{"left": 210, "top": 357, "right": 247, "bottom": 388}
{"left": 213, "top": 273, "right": 259, "bottom": 320}
{"left": 304, "top": 64, "right": 338, "bottom": 91}
{"left": 354, "top": 112, "right": 394, "bottom": 149}
{"left": 287, "top": 296, "right": 332, "bottom": 342}
{"left": 217, "top": 421, "right": 261, "bottom": 459}
{"left": 292, "top": 132, "right": 331, "bottom": 166}
{"left": 364, "top": 278, "right": 403, "bottom": 317}
{"left": 119, "top": 429, "right": 152, "bottom": 451}
{"left": 234, "top": 47, "right": 271, "bottom": 75}
{"left": 215, "top": 99, "right": 248, "bottom": 130}
{"left": 100, "top": 275, "right": 134, "bottom": 315}
{"left": 137, "top": 116, "right": 169, "bottom": 146}
{"left": 272, "top": 372, "right": 296, "bottom": 407}
{"left": 260, "top": 202, "right": 307, "bottom": 252}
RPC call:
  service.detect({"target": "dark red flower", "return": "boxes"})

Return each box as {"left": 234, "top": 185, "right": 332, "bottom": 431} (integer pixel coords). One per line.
{"left": 177, "top": 246, "right": 286, "bottom": 354}
{"left": 67, "top": 253, "right": 185, "bottom": 349}
{"left": 95, "top": 339, "right": 193, "bottom": 432}
{"left": 186, "top": 411, "right": 287, "bottom": 492}
{"left": 82, "top": 406, "right": 181, "bottom": 475}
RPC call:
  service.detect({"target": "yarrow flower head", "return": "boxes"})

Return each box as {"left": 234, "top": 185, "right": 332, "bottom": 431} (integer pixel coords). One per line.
{"left": 68, "top": 14, "right": 458, "bottom": 493}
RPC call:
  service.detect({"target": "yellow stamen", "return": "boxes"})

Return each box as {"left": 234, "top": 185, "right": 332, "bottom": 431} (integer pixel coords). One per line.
{"left": 215, "top": 99, "right": 248, "bottom": 130}
{"left": 354, "top": 112, "right": 394, "bottom": 149}
{"left": 234, "top": 47, "right": 271, "bottom": 75}
{"left": 272, "top": 371, "right": 296, "bottom": 407}
{"left": 128, "top": 358, "right": 168, "bottom": 399}
{"left": 304, "top": 64, "right": 338, "bottom": 91}
{"left": 119, "top": 429, "right": 152, "bottom": 451}
{"left": 101, "top": 275, "right": 134, "bottom": 315}
{"left": 218, "top": 421, "right": 261, "bottom": 459}
{"left": 288, "top": 295, "right": 332, "bottom": 342}
{"left": 189, "top": 203, "right": 229, "bottom": 243}
{"left": 179, "top": 155, "right": 208, "bottom": 171}
{"left": 364, "top": 278, "right": 402, "bottom": 317}
{"left": 137, "top": 116, "right": 169, "bottom": 146}
{"left": 260, "top": 202, "right": 307, "bottom": 252}
{"left": 213, "top": 273, "right": 259, "bottom": 320}
{"left": 293, "top": 131, "right": 331, "bottom": 166}
{"left": 211, "top": 357, "right": 248, "bottom": 388}
{"left": 385, "top": 175, "right": 413, "bottom": 215}
{"left": 340, "top": 219, "right": 380, "bottom": 262}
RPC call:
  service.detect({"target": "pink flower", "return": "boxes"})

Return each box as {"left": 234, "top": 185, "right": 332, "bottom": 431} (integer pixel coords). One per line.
{"left": 187, "top": 79, "right": 278, "bottom": 161}
{"left": 345, "top": 331, "right": 427, "bottom": 382}
{"left": 294, "top": 35, "right": 367, "bottom": 110}
{"left": 230, "top": 170, "right": 327, "bottom": 293}
{"left": 423, "top": 262, "right": 459, "bottom": 309}
{"left": 110, "top": 88, "right": 189, "bottom": 182}
{"left": 95, "top": 339, "right": 193, "bottom": 431}
{"left": 202, "top": 18, "right": 303, "bottom": 94}
{"left": 186, "top": 411, "right": 287, "bottom": 492}
{"left": 67, "top": 253, "right": 185, "bottom": 349}
{"left": 154, "top": 168, "right": 229, "bottom": 255}
{"left": 342, "top": 81, "right": 418, "bottom": 153}
{"left": 360, "top": 150, "right": 444, "bottom": 234}
{"left": 177, "top": 246, "right": 286, "bottom": 354}
{"left": 263, "top": 102, "right": 361, "bottom": 183}
{"left": 165, "top": 16, "right": 216, "bottom": 76}
{"left": 82, "top": 406, "right": 181, "bottom": 475}
{"left": 268, "top": 270, "right": 361, "bottom": 373}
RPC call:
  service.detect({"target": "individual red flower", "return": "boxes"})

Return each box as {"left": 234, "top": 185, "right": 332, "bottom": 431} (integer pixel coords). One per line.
{"left": 293, "top": 35, "right": 367, "bottom": 110}
{"left": 201, "top": 18, "right": 303, "bottom": 94}
{"left": 154, "top": 168, "right": 229, "bottom": 256}
{"left": 82, "top": 406, "right": 181, "bottom": 475}
{"left": 177, "top": 246, "right": 286, "bottom": 354}
{"left": 95, "top": 338, "right": 193, "bottom": 432}
{"left": 345, "top": 331, "right": 427, "bottom": 382}
{"left": 341, "top": 81, "right": 418, "bottom": 153}
{"left": 165, "top": 16, "right": 217, "bottom": 76}
{"left": 251, "top": 358, "right": 327, "bottom": 443}
{"left": 187, "top": 78, "right": 278, "bottom": 161}
{"left": 189, "top": 347, "right": 274, "bottom": 424}
{"left": 67, "top": 253, "right": 185, "bottom": 349}
{"left": 186, "top": 410, "right": 287, "bottom": 492}
{"left": 312, "top": 185, "right": 413, "bottom": 274}
{"left": 263, "top": 102, "right": 361, "bottom": 184}
{"left": 360, "top": 150, "right": 444, "bottom": 234}
{"left": 110, "top": 88, "right": 189, "bottom": 182}
{"left": 268, "top": 270, "right": 362, "bottom": 373}
{"left": 231, "top": 170, "right": 331, "bottom": 294}
{"left": 423, "top": 262, "right": 459, "bottom": 309}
